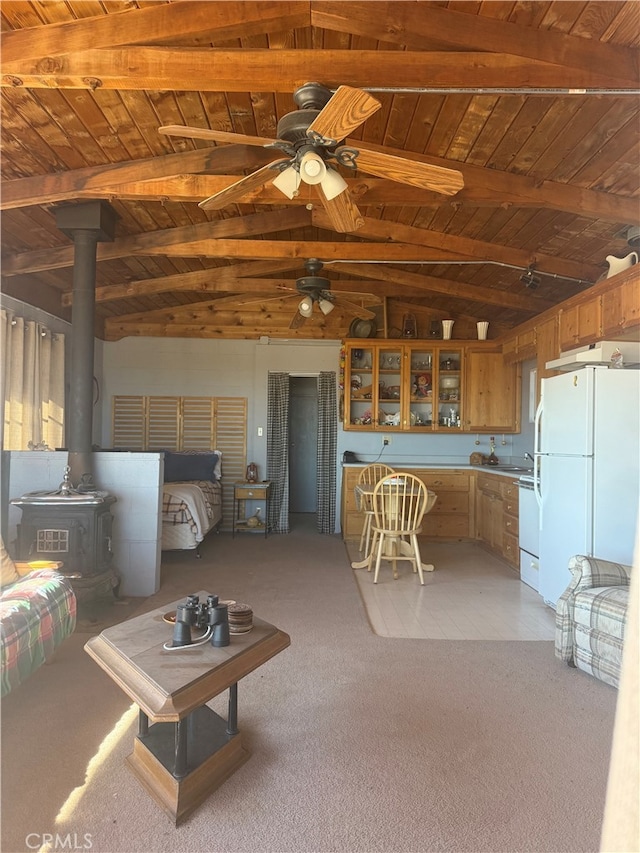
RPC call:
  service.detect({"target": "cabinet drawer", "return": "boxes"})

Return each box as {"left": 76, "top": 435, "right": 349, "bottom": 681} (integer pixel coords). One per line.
{"left": 503, "top": 514, "right": 518, "bottom": 536}
{"left": 477, "top": 473, "right": 502, "bottom": 495}
{"left": 235, "top": 485, "right": 268, "bottom": 500}
{"left": 502, "top": 482, "right": 519, "bottom": 502}
{"left": 503, "top": 532, "right": 519, "bottom": 567}
{"left": 418, "top": 471, "right": 470, "bottom": 491}
{"left": 503, "top": 500, "right": 519, "bottom": 519}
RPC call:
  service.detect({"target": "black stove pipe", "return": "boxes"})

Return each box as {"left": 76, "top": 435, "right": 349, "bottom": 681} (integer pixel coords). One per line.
{"left": 68, "top": 229, "right": 99, "bottom": 487}
{"left": 55, "top": 202, "right": 117, "bottom": 489}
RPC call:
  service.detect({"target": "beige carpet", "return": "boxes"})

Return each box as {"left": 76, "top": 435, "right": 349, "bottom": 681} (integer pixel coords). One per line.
{"left": 1, "top": 528, "right": 618, "bottom": 853}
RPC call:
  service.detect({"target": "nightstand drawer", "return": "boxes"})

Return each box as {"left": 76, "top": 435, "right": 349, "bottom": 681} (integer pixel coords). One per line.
{"left": 235, "top": 485, "right": 268, "bottom": 500}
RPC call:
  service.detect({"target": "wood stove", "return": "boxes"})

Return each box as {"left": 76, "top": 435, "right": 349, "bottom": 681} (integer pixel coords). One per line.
{"left": 11, "top": 466, "right": 118, "bottom": 600}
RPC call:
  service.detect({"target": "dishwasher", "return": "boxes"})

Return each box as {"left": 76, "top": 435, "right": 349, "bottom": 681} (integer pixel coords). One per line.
{"left": 518, "top": 474, "right": 540, "bottom": 591}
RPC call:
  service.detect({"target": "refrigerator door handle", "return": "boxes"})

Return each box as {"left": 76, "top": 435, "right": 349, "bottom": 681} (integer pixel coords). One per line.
{"left": 534, "top": 398, "right": 543, "bottom": 511}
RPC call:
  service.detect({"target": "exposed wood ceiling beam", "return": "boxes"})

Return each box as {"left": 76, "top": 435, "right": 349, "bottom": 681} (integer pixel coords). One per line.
{"left": 3, "top": 2, "right": 635, "bottom": 88}
{"left": 0, "top": 147, "right": 281, "bottom": 210}
{"left": 330, "top": 263, "right": 554, "bottom": 313}
{"left": 3, "top": 216, "right": 599, "bottom": 285}
{"left": 2, "top": 49, "right": 634, "bottom": 91}
{"left": 310, "top": 2, "right": 639, "bottom": 84}
{"left": 0, "top": 2, "right": 310, "bottom": 64}
{"left": 1, "top": 211, "right": 313, "bottom": 276}
{"left": 3, "top": 140, "right": 635, "bottom": 226}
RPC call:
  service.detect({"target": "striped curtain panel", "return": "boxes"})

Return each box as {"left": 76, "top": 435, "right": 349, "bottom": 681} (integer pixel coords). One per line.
{"left": 266, "top": 372, "right": 290, "bottom": 534}
{"left": 317, "top": 371, "right": 337, "bottom": 533}
{"left": 1, "top": 310, "right": 65, "bottom": 451}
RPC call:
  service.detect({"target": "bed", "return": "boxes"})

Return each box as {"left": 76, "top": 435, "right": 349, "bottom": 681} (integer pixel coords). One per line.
{"left": 161, "top": 451, "right": 223, "bottom": 557}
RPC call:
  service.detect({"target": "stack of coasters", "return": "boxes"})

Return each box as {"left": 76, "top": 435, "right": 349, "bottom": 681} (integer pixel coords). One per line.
{"left": 227, "top": 603, "right": 253, "bottom": 634}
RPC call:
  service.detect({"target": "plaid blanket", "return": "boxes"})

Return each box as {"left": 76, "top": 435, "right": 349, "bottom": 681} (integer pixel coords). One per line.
{"left": 1, "top": 570, "right": 77, "bottom": 697}
{"left": 162, "top": 480, "right": 221, "bottom": 535}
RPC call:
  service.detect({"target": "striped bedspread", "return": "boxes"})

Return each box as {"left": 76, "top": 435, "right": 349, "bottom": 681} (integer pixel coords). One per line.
{"left": 1, "top": 570, "right": 77, "bottom": 697}
{"left": 162, "top": 480, "right": 221, "bottom": 537}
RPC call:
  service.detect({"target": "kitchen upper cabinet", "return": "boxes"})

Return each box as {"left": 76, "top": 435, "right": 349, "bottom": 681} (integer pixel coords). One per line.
{"left": 535, "top": 316, "right": 560, "bottom": 392}
{"left": 344, "top": 341, "right": 519, "bottom": 433}
{"left": 601, "top": 281, "right": 640, "bottom": 337}
{"left": 344, "top": 342, "right": 464, "bottom": 432}
{"left": 464, "top": 349, "right": 520, "bottom": 432}
{"left": 559, "top": 299, "right": 602, "bottom": 350}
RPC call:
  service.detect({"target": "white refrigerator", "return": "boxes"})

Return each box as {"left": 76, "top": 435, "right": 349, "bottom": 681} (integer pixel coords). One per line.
{"left": 534, "top": 367, "right": 640, "bottom": 608}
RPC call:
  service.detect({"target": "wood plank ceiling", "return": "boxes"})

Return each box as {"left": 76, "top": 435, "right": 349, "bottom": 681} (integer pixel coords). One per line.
{"left": 1, "top": 1, "right": 638, "bottom": 342}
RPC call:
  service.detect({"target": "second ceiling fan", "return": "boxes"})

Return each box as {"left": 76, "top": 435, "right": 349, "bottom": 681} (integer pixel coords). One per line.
{"left": 159, "top": 82, "right": 464, "bottom": 233}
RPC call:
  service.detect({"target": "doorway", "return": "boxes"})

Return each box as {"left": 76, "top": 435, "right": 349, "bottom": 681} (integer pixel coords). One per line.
{"left": 288, "top": 377, "right": 318, "bottom": 515}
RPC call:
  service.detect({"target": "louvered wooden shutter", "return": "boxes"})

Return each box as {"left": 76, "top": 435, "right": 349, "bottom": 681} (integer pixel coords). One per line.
{"left": 112, "top": 395, "right": 247, "bottom": 530}
{"left": 182, "top": 397, "right": 215, "bottom": 449}
{"left": 147, "top": 396, "right": 180, "bottom": 450}
{"left": 214, "top": 397, "right": 248, "bottom": 527}
{"left": 112, "top": 396, "right": 146, "bottom": 450}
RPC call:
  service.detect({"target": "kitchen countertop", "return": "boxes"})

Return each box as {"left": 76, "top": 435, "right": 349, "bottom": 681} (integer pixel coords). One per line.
{"left": 342, "top": 463, "right": 530, "bottom": 479}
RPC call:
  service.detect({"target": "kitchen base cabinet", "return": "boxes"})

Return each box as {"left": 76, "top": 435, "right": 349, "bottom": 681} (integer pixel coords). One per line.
{"left": 476, "top": 472, "right": 519, "bottom": 568}
{"left": 341, "top": 467, "right": 474, "bottom": 542}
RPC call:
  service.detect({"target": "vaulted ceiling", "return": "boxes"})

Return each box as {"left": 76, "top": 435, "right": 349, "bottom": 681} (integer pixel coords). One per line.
{"left": 1, "top": 1, "right": 638, "bottom": 342}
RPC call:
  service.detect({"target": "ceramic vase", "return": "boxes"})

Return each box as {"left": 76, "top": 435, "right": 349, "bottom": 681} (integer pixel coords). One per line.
{"left": 441, "top": 319, "right": 454, "bottom": 340}
{"left": 476, "top": 321, "right": 489, "bottom": 340}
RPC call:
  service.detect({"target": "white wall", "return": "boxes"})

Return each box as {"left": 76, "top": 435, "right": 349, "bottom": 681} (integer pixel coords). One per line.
{"left": 98, "top": 336, "right": 525, "bottom": 532}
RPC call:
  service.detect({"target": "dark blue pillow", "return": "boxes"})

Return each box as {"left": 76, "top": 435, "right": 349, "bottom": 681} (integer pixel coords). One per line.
{"left": 163, "top": 451, "right": 220, "bottom": 483}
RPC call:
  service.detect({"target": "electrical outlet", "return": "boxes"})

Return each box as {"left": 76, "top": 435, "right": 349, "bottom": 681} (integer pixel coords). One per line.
{"left": 383, "top": 436, "right": 391, "bottom": 446}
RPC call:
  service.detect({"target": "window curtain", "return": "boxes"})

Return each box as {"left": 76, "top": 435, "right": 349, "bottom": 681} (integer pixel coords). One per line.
{"left": 266, "top": 372, "right": 290, "bottom": 534}
{"left": 317, "top": 371, "right": 337, "bottom": 533}
{"left": 1, "top": 309, "right": 65, "bottom": 451}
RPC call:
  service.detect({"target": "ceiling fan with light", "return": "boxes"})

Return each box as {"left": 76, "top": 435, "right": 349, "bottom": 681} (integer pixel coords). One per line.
{"left": 159, "top": 83, "right": 465, "bottom": 233}
{"left": 229, "top": 259, "right": 381, "bottom": 329}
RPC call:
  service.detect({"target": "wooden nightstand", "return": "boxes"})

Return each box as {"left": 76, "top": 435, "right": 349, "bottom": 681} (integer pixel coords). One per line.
{"left": 232, "top": 481, "right": 271, "bottom": 537}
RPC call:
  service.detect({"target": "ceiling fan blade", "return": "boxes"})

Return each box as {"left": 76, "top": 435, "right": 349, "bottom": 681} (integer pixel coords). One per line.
{"left": 199, "top": 160, "right": 289, "bottom": 210}
{"left": 349, "top": 147, "right": 464, "bottom": 196}
{"left": 336, "top": 299, "right": 376, "bottom": 319}
{"left": 159, "top": 125, "right": 284, "bottom": 148}
{"left": 316, "top": 185, "right": 364, "bottom": 233}
{"left": 306, "top": 86, "right": 381, "bottom": 146}
{"left": 220, "top": 292, "right": 299, "bottom": 308}
{"left": 330, "top": 290, "right": 382, "bottom": 303}
{"left": 289, "top": 311, "right": 307, "bottom": 329}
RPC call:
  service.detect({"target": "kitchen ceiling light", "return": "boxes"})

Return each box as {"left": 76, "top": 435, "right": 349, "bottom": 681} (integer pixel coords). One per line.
{"left": 272, "top": 165, "right": 301, "bottom": 199}
{"left": 298, "top": 295, "right": 314, "bottom": 317}
{"left": 318, "top": 297, "right": 335, "bottom": 315}
{"left": 319, "top": 166, "right": 348, "bottom": 200}
{"left": 299, "top": 151, "right": 327, "bottom": 185}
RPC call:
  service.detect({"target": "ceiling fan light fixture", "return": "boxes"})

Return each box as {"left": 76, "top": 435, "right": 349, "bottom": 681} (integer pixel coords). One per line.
{"left": 272, "top": 165, "right": 301, "bottom": 199}
{"left": 299, "top": 150, "right": 327, "bottom": 185}
{"left": 318, "top": 297, "right": 335, "bottom": 315}
{"left": 320, "top": 166, "right": 348, "bottom": 200}
{"left": 298, "top": 295, "right": 314, "bottom": 317}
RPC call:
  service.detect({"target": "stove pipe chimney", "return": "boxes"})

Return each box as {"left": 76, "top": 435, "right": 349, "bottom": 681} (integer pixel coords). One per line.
{"left": 55, "top": 202, "right": 117, "bottom": 489}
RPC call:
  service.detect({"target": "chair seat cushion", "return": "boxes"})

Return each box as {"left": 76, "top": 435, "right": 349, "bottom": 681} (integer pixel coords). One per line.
{"left": 574, "top": 586, "right": 629, "bottom": 642}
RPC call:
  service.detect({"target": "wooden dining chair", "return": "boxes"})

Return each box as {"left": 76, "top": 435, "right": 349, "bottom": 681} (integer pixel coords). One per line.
{"left": 356, "top": 463, "right": 395, "bottom": 556}
{"left": 368, "top": 473, "right": 437, "bottom": 584}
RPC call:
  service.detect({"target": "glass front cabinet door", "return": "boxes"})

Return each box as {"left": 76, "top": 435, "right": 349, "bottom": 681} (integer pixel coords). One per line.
{"left": 345, "top": 343, "right": 465, "bottom": 432}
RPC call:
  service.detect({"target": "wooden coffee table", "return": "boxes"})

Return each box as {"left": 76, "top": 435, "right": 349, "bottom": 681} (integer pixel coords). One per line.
{"left": 84, "top": 592, "right": 290, "bottom": 825}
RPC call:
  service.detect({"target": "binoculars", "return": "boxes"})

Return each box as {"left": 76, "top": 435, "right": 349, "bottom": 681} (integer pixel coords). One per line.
{"left": 172, "top": 593, "right": 230, "bottom": 648}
